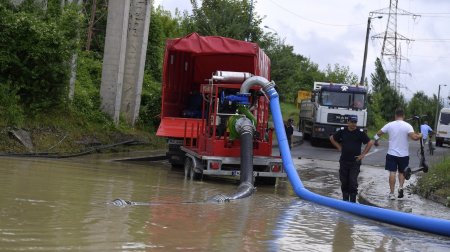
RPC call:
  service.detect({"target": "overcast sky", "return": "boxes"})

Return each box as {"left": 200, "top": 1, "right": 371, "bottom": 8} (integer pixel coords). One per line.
{"left": 154, "top": 0, "right": 450, "bottom": 103}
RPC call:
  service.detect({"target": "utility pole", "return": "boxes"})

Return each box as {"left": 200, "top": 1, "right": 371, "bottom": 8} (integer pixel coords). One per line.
{"left": 247, "top": 0, "right": 253, "bottom": 41}
{"left": 435, "top": 84, "right": 447, "bottom": 130}
{"left": 360, "top": 15, "right": 382, "bottom": 86}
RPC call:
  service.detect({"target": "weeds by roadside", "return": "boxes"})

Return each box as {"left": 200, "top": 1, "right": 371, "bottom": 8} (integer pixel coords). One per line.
{"left": 412, "top": 156, "right": 450, "bottom": 207}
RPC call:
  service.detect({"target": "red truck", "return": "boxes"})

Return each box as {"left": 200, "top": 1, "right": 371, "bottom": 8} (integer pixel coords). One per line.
{"left": 156, "top": 33, "right": 285, "bottom": 184}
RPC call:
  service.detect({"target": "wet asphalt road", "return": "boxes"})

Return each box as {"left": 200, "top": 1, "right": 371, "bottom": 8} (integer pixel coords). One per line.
{"left": 290, "top": 137, "right": 450, "bottom": 169}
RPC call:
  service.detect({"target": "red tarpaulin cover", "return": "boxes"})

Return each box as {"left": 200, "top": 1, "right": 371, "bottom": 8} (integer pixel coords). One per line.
{"left": 166, "top": 33, "right": 259, "bottom": 55}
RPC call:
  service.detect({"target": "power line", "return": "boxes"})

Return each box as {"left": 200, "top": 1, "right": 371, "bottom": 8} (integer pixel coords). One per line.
{"left": 266, "top": 0, "right": 364, "bottom": 27}
{"left": 413, "top": 39, "right": 450, "bottom": 42}
{"left": 409, "top": 54, "right": 450, "bottom": 59}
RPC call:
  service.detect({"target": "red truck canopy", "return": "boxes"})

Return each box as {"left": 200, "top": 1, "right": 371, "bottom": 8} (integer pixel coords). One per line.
{"left": 168, "top": 33, "right": 259, "bottom": 55}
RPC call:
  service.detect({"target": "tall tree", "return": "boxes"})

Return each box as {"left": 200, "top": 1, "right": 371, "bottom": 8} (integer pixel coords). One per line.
{"left": 322, "top": 63, "right": 358, "bottom": 84}
{"left": 146, "top": 6, "right": 164, "bottom": 82}
{"left": 370, "top": 58, "right": 406, "bottom": 122}
{"left": 407, "top": 91, "right": 434, "bottom": 120}
{"left": 83, "top": 0, "right": 108, "bottom": 55}
{"left": 371, "top": 58, "right": 390, "bottom": 93}
{"left": 190, "top": 0, "right": 263, "bottom": 42}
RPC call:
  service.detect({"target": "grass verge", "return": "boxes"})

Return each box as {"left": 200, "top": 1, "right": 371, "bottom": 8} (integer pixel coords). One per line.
{"left": 0, "top": 107, "right": 166, "bottom": 154}
{"left": 412, "top": 156, "right": 450, "bottom": 206}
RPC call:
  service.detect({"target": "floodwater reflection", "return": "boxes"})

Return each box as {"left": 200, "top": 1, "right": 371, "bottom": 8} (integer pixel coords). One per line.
{"left": 0, "top": 154, "right": 449, "bottom": 251}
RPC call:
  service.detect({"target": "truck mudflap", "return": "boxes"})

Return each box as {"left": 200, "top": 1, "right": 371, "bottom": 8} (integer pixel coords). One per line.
{"left": 181, "top": 146, "right": 286, "bottom": 178}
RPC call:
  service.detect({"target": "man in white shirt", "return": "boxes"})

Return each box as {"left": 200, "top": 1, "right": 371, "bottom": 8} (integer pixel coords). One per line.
{"left": 374, "top": 109, "right": 422, "bottom": 200}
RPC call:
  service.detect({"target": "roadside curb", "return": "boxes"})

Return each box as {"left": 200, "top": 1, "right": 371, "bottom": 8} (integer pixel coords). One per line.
{"left": 357, "top": 171, "right": 450, "bottom": 219}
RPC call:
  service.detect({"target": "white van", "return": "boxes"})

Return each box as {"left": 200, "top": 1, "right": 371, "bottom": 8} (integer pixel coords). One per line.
{"left": 436, "top": 107, "right": 450, "bottom": 147}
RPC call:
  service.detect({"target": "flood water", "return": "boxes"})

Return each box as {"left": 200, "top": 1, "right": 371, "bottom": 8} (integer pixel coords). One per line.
{"left": 1, "top": 152, "right": 449, "bottom": 251}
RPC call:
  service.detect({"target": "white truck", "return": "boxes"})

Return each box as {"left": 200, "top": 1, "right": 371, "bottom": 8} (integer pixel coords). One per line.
{"left": 436, "top": 107, "right": 450, "bottom": 147}
{"left": 298, "top": 82, "right": 368, "bottom": 145}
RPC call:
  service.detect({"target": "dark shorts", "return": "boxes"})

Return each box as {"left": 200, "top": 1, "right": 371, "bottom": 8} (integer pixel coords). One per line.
{"left": 385, "top": 154, "right": 409, "bottom": 173}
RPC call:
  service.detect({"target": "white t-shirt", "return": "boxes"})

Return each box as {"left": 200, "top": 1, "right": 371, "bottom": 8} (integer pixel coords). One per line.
{"left": 381, "top": 120, "right": 414, "bottom": 157}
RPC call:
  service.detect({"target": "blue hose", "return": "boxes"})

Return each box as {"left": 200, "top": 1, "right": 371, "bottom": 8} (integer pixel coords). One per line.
{"left": 265, "top": 85, "right": 450, "bottom": 237}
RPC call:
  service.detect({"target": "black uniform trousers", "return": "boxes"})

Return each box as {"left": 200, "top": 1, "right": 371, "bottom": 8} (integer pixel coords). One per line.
{"left": 339, "top": 160, "right": 361, "bottom": 202}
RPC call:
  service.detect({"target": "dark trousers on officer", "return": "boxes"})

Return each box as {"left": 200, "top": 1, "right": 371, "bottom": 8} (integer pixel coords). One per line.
{"left": 339, "top": 160, "right": 361, "bottom": 202}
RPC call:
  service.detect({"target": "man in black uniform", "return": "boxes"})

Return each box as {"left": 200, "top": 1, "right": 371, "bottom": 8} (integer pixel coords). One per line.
{"left": 329, "top": 115, "right": 374, "bottom": 203}
{"left": 285, "top": 118, "right": 294, "bottom": 150}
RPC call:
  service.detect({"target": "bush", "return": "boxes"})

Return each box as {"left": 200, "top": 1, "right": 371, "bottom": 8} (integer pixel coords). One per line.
{"left": 138, "top": 72, "right": 162, "bottom": 130}
{"left": 0, "top": 81, "right": 24, "bottom": 127}
{"left": 0, "top": 2, "right": 82, "bottom": 112}
{"left": 413, "top": 156, "right": 450, "bottom": 200}
{"left": 70, "top": 51, "right": 116, "bottom": 131}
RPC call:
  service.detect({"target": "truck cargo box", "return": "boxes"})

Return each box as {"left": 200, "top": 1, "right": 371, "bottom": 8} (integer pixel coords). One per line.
{"left": 156, "top": 33, "right": 270, "bottom": 139}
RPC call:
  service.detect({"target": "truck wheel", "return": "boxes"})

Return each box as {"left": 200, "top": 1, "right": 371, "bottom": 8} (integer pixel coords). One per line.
{"left": 436, "top": 138, "right": 443, "bottom": 147}
{"left": 184, "top": 158, "right": 192, "bottom": 178}
{"left": 300, "top": 123, "right": 310, "bottom": 140}
{"left": 310, "top": 137, "right": 319, "bottom": 146}
{"left": 184, "top": 158, "right": 202, "bottom": 180}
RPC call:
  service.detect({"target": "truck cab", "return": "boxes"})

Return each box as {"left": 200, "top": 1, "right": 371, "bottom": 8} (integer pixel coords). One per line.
{"left": 299, "top": 82, "right": 368, "bottom": 145}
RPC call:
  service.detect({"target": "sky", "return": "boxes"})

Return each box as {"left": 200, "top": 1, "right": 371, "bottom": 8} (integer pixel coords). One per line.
{"left": 154, "top": 0, "right": 450, "bottom": 103}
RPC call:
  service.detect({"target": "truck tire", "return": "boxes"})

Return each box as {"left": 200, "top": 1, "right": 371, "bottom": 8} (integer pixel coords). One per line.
{"left": 436, "top": 137, "right": 443, "bottom": 147}
{"left": 167, "top": 143, "right": 185, "bottom": 167}
{"left": 310, "top": 137, "right": 319, "bottom": 147}
{"left": 184, "top": 157, "right": 202, "bottom": 180}
{"left": 300, "top": 121, "right": 310, "bottom": 140}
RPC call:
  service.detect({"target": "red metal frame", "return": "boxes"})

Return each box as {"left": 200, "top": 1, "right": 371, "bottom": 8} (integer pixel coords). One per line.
{"left": 183, "top": 83, "right": 274, "bottom": 158}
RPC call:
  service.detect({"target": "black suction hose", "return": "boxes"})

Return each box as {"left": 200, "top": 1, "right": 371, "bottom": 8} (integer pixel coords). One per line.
{"left": 207, "top": 117, "right": 255, "bottom": 202}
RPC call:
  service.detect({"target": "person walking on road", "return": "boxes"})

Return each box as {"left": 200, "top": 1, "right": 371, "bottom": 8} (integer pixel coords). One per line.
{"left": 420, "top": 121, "right": 434, "bottom": 145}
{"left": 330, "top": 115, "right": 374, "bottom": 203}
{"left": 373, "top": 108, "right": 422, "bottom": 200}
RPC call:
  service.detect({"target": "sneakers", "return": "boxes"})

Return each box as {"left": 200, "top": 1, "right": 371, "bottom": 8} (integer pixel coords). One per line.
{"left": 389, "top": 193, "right": 396, "bottom": 200}
{"left": 398, "top": 188, "right": 404, "bottom": 198}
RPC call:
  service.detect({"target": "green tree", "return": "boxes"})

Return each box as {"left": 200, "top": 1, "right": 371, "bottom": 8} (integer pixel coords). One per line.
{"left": 0, "top": 2, "right": 82, "bottom": 112}
{"left": 369, "top": 58, "right": 406, "bottom": 122}
{"left": 146, "top": 6, "right": 164, "bottom": 82}
{"left": 322, "top": 63, "right": 358, "bottom": 84}
{"left": 407, "top": 91, "right": 435, "bottom": 125}
{"left": 371, "top": 58, "right": 389, "bottom": 93}
{"left": 260, "top": 32, "right": 323, "bottom": 103}
{"left": 190, "top": 0, "right": 263, "bottom": 42}
{"left": 83, "top": 0, "right": 108, "bottom": 54}
{"left": 265, "top": 43, "right": 301, "bottom": 102}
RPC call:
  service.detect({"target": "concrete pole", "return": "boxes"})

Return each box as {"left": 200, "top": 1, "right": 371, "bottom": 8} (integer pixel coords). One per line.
{"left": 360, "top": 16, "right": 382, "bottom": 86}
{"left": 120, "top": 0, "right": 152, "bottom": 126}
{"left": 434, "top": 84, "right": 446, "bottom": 130}
{"left": 100, "top": 0, "right": 130, "bottom": 124}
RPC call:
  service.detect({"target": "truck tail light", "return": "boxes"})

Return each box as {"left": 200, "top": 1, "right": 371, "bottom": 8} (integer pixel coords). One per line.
{"left": 272, "top": 165, "right": 281, "bottom": 172}
{"left": 210, "top": 162, "right": 220, "bottom": 170}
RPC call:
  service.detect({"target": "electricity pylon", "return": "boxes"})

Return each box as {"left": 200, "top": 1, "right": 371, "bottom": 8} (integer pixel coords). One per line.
{"left": 371, "top": 0, "right": 419, "bottom": 91}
